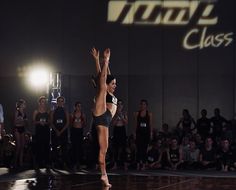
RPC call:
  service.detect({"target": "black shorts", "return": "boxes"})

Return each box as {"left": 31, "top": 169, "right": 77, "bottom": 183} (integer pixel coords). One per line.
{"left": 93, "top": 109, "right": 112, "bottom": 128}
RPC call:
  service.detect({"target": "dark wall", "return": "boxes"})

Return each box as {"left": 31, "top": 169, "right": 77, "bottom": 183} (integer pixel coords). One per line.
{"left": 0, "top": 0, "right": 235, "bottom": 134}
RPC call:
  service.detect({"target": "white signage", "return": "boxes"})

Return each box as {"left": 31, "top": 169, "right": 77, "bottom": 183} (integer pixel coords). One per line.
{"left": 107, "top": 0, "right": 234, "bottom": 50}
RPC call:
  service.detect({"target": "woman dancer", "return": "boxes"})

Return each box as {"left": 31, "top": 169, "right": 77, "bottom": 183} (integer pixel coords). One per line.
{"left": 135, "top": 99, "right": 153, "bottom": 170}
{"left": 14, "top": 99, "right": 28, "bottom": 168}
{"left": 111, "top": 99, "right": 128, "bottom": 170}
{"left": 70, "top": 101, "right": 86, "bottom": 170}
{"left": 91, "top": 47, "right": 117, "bottom": 187}
{"left": 33, "top": 96, "right": 50, "bottom": 168}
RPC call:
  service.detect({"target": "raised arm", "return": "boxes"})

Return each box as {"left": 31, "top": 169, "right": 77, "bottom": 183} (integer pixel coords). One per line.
{"left": 91, "top": 47, "right": 111, "bottom": 75}
{"left": 104, "top": 49, "right": 111, "bottom": 75}
{"left": 91, "top": 47, "right": 101, "bottom": 74}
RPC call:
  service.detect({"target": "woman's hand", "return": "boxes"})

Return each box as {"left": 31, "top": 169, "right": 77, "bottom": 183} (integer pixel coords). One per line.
{"left": 91, "top": 47, "right": 99, "bottom": 61}
{"left": 103, "top": 48, "right": 110, "bottom": 62}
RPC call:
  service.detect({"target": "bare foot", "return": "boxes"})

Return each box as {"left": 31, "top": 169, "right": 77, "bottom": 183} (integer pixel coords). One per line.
{"left": 101, "top": 174, "right": 112, "bottom": 187}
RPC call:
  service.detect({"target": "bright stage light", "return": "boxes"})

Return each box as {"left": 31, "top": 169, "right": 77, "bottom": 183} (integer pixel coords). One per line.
{"left": 28, "top": 67, "right": 50, "bottom": 88}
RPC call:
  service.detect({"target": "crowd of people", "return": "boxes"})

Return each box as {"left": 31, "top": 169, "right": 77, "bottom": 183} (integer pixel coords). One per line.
{"left": 1, "top": 99, "right": 236, "bottom": 173}
{"left": 1, "top": 47, "right": 236, "bottom": 178}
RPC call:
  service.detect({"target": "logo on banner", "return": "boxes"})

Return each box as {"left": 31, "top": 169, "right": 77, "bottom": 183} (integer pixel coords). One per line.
{"left": 107, "top": 0, "right": 234, "bottom": 50}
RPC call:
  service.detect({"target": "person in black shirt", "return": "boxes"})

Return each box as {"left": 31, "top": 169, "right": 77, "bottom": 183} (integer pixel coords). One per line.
{"left": 33, "top": 96, "right": 50, "bottom": 168}
{"left": 111, "top": 99, "right": 128, "bottom": 170}
{"left": 196, "top": 109, "right": 211, "bottom": 141}
{"left": 211, "top": 108, "right": 228, "bottom": 141}
{"left": 13, "top": 99, "right": 28, "bottom": 168}
{"left": 176, "top": 109, "right": 196, "bottom": 140}
{"left": 166, "top": 137, "right": 183, "bottom": 170}
{"left": 70, "top": 101, "right": 87, "bottom": 171}
{"left": 50, "top": 96, "right": 70, "bottom": 169}
{"left": 146, "top": 139, "right": 162, "bottom": 169}
{"left": 216, "top": 138, "right": 233, "bottom": 171}
{"left": 134, "top": 99, "right": 153, "bottom": 170}
{"left": 199, "top": 137, "right": 216, "bottom": 170}
{"left": 159, "top": 123, "right": 171, "bottom": 142}
{"left": 1, "top": 134, "right": 15, "bottom": 168}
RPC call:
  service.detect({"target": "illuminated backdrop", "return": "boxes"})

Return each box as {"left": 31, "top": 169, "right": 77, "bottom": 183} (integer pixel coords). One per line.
{"left": 0, "top": 0, "right": 235, "bottom": 133}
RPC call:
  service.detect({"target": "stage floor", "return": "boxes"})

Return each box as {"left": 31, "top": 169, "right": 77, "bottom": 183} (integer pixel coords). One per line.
{"left": 0, "top": 168, "right": 236, "bottom": 190}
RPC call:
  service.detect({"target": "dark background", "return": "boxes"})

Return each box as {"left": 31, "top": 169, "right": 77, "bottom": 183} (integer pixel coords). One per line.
{"left": 0, "top": 0, "right": 235, "bottom": 135}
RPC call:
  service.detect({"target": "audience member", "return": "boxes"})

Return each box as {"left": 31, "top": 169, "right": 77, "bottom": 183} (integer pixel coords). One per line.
{"left": 134, "top": 99, "right": 153, "bottom": 170}
{"left": 196, "top": 109, "right": 211, "bottom": 140}
{"left": 199, "top": 137, "right": 216, "bottom": 170}
{"left": 111, "top": 99, "right": 128, "bottom": 170}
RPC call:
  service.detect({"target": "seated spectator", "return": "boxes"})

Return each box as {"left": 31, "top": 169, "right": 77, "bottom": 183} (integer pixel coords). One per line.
{"left": 165, "top": 137, "right": 183, "bottom": 170}
{"left": 82, "top": 135, "right": 95, "bottom": 169}
{"left": 1, "top": 134, "right": 15, "bottom": 168}
{"left": 182, "top": 139, "right": 200, "bottom": 170}
{"left": 24, "top": 132, "right": 34, "bottom": 169}
{"left": 146, "top": 139, "right": 162, "bottom": 169}
{"left": 124, "top": 135, "right": 137, "bottom": 170}
{"left": 193, "top": 133, "right": 204, "bottom": 150}
{"left": 221, "top": 124, "right": 233, "bottom": 143}
{"left": 216, "top": 138, "right": 233, "bottom": 172}
{"left": 231, "top": 147, "right": 236, "bottom": 171}
{"left": 199, "top": 136, "right": 216, "bottom": 170}
{"left": 181, "top": 135, "right": 190, "bottom": 152}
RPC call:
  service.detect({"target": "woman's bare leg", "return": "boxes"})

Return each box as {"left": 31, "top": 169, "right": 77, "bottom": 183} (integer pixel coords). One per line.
{"left": 93, "top": 49, "right": 111, "bottom": 186}
{"left": 97, "top": 125, "right": 111, "bottom": 187}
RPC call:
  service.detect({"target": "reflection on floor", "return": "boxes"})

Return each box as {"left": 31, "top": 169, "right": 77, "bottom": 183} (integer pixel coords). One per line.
{"left": 1, "top": 168, "right": 236, "bottom": 190}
